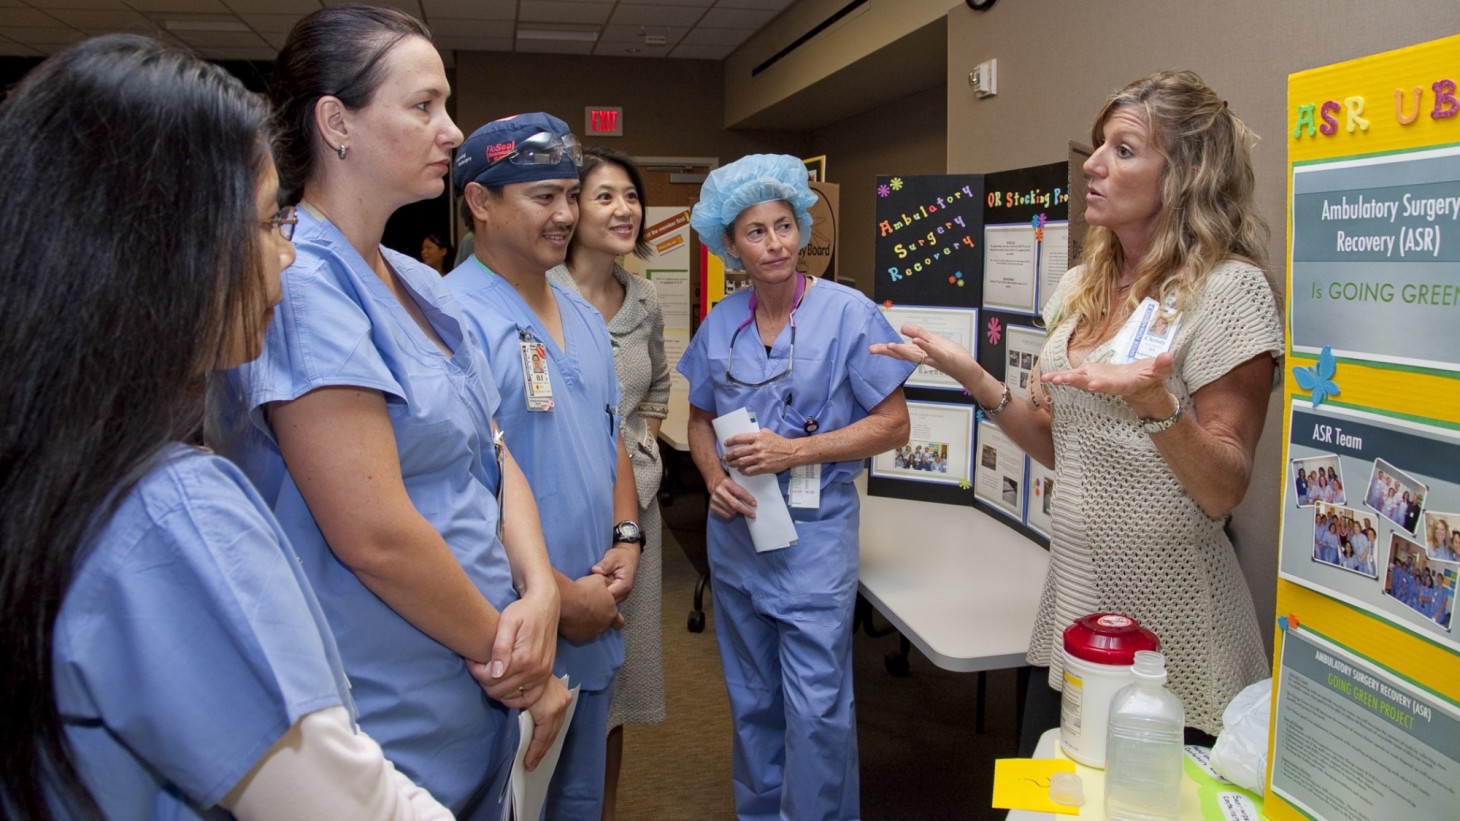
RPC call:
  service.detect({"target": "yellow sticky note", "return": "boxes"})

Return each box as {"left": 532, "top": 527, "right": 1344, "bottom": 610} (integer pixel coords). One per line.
{"left": 991, "top": 758, "right": 1080, "bottom": 815}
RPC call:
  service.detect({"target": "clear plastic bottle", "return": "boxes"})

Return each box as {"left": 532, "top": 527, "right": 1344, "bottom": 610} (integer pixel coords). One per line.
{"left": 1103, "top": 650, "right": 1185, "bottom": 821}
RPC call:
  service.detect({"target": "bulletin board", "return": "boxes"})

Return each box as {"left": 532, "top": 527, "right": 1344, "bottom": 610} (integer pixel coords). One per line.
{"left": 869, "top": 164, "right": 1070, "bottom": 543}
{"left": 1267, "top": 33, "right": 1460, "bottom": 821}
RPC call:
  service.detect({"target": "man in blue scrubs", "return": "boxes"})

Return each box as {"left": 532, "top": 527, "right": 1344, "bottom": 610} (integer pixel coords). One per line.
{"left": 447, "top": 112, "right": 640, "bottom": 820}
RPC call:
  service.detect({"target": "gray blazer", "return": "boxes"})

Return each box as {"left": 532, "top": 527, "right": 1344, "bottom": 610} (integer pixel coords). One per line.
{"left": 548, "top": 263, "right": 671, "bottom": 510}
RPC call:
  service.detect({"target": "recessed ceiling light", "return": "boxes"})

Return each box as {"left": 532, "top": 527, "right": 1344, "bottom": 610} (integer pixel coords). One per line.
{"left": 625, "top": 47, "right": 642, "bottom": 53}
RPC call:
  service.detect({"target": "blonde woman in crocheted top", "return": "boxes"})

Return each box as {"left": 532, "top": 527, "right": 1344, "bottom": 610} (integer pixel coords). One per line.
{"left": 872, "top": 70, "right": 1283, "bottom": 749}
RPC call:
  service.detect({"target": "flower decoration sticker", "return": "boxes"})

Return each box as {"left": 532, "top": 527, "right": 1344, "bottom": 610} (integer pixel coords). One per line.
{"left": 948, "top": 271, "right": 965, "bottom": 287}
{"left": 877, "top": 183, "right": 891, "bottom": 198}
{"left": 1293, "top": 345, "right": 1340, "bottom": 407}
{"left": 986, "top": 316, "right": 1003, "bottom": 345}
{"left": 889, "top": 177, "right": 903, "bottom": 191}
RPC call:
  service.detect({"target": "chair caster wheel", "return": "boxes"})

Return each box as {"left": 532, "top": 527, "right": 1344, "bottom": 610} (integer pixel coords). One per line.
{"left": 688, "top": 611, "right": 706, "bottom": 633}
{"left": 885, "top": 653, "right": 910, "bottom": 677}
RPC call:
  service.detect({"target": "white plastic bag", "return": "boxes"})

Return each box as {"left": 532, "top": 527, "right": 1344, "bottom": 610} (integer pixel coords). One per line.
{"left": 1209, "top": 678, "right": 1272, "bottom": 793}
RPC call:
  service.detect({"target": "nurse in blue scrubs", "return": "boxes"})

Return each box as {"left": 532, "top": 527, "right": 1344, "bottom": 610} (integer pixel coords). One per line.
{"left": 220, "top": 7, "right": 566, "bottom": 818}
{"left": 0, "top": 35, "right": 450, "bottom": 819}
{"left": 678, "top": 154, "right": 914, "bottom": 821}
{"left": 447, "top": 112, "right": 641, "bottom": 820}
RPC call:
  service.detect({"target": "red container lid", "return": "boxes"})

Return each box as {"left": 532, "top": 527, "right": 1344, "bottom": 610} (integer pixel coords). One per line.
{"left": 1063, "top": 613, "right": 1160, "bottom": 666}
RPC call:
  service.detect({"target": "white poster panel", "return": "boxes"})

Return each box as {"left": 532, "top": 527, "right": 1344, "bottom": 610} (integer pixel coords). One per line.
{"left": 877, "top": 304, "right": 978, "bottom": 391}
{"left": 1003, "top": 324, "right": 1046, "bottom": 401}
{"left": 974, "top": 420, "right": 1027, "bottom": 521}
{"left": 871, "top": 401, "right": 973, "bottom": 486}
{"left": 982, "top": 223, "right": 1038, "bottom": 314}
{"left": 632, "top": 206, "right": 693, "bottom": 395}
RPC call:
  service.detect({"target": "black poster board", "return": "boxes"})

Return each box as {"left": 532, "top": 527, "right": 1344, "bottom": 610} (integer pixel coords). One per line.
{"left": 870, "top": 163, "right": 1071, "bottom": 546}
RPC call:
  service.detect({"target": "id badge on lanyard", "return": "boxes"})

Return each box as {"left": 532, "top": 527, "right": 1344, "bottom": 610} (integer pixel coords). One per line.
{"left": 1110, "top": 295, "right": 1181, "bottom": 364}
{"left": 518, "top": 330, "right": 554, "bottom": 412}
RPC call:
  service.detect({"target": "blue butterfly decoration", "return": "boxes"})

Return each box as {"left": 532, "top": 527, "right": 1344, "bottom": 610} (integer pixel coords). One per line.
{"left": 1294, "top": 345, "right": 1340, "bottom": 408}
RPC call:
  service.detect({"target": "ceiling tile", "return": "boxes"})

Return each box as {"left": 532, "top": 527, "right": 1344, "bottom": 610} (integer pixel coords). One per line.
{"left": 518, "top": 2, "right": 612, "bottom": 26}
{"left": 219, "top": 0, "right": 320, "bottom": 14}
{"left": 0, "top": 8, "right": 61, "bottom": 26}
{"left": 45, "top": 8, "right": 150, "bottom": 28}
{"left": 433, "top": 34, "right": 513, "bottom": 52}
{"left": 607, "top": 4, "right": 705, "bottom": 27}
{"left": 422, "top": 17, "right": 514, "bottom": 38}
{"left": 4, "top": 26, "right": 84, "bottom": 46}
{"left": 669, "top": 40, "right": 731, "bottom": 60}
{"left": 593, "top": 40, "right": 671, "bottom": 58}
{"left": 420, "top": 0, "right": 516, "bottom": 20}
{"left": 698, "top": 7, "right": 776, "bottom": 28}
{"left": 513, "top": 38, "right": 596, "bottom": 55}
{"left": 715, "top": 0, "right": 794, "bottom": 9}
{"left": 0, "top": 40, "right": 42, "bottom": 55}
{"left": 320, "top": 0, "right": 425, "bottom": 17}
{"left": 676, "top": 26, "right": 752, "bottom": 47}
{"left": 204, "top": 45, "right": 278, "bottom": 60}
{"left": 167, "top": 29, "right": 270, "bottom": 47}
{"left": 124, "top": 0, "right": 232, "bottom": 12}
{"left": 235, "top": 13, "right": 301, "bottom": 34}
{"left": 597, "top": 23, "right": 688, "bottom": 44}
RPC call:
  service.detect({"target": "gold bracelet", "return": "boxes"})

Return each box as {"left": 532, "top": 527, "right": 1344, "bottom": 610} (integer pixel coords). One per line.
{"left": 979, "top": 383, "right": 1012, "bottom": 416}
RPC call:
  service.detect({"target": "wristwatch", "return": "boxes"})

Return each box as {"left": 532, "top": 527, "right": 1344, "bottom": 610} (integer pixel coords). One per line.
{"left": 1140, "top": 396, "right": 1183, "bottom": 435}
{"left": 612, "top": 520, "right": 645, "bottom": 551}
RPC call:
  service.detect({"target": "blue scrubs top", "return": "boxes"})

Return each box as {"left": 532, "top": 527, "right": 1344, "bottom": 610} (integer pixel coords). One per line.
{"left": 224, "top": 207, "right": 518, "bottom": 814}
{"left": 676, "top": 278, "right": 914, "bottom": 493}
{"left": 52, "top": 446, "right": 350, "bottom": 819}
{"left": 445, "top": 258, "right": 623, "bottom": 691}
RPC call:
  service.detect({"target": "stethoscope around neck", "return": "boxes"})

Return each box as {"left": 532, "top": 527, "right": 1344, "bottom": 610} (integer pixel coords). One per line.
{"left": 724, "top": 274, "right": 824, "bottom": 434}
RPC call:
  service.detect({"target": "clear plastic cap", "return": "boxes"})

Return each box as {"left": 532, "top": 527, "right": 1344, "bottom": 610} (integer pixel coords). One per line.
{"left": 1048, "top": 771, "right": 1085, "bottom": 806}
{"left": 1131, "top": 649, "right": 1168, "bottom": 683}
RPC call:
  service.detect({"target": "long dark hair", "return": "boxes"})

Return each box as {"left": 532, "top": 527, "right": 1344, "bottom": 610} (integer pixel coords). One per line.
{"left": 0, "top": 34, "right": 272, "bottom": 819}
{"left": 269, "top": 4, "right": 431, "bottom": 203}
{"left": 572, "top": 145, "right": 653, "bottom": 259}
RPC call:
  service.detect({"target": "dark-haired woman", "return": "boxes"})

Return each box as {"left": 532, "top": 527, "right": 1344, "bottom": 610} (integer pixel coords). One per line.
{"left": 0, "top": 34, "right": 450, "bottom": 819}
{"left": 219, "top": 6, "right": 566, "bottom": 817}
{"left": 548, "top": 146, "right": 669, "bottom": 820}
{"left": 421, "top": 232, "right": 453, "bottom": 274}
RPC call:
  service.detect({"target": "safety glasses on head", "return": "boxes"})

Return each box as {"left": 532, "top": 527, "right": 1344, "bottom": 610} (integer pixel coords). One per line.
{"left": 485, "top": 130, "right": 583, "bottom": 173}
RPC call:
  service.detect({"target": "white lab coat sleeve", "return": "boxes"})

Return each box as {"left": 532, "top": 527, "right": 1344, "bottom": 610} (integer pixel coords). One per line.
{"left": 219, "top": 705, "right": 455, "bottom": 820}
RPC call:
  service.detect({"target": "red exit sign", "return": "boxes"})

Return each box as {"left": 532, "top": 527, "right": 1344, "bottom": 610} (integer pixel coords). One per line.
{"left": 585, "top": 106, "right": 623, "bottom": 137}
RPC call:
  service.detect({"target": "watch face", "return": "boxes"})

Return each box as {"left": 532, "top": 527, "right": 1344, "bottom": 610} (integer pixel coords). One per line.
{"left": 614, "top": 521, "right": 643, "bottom": 543}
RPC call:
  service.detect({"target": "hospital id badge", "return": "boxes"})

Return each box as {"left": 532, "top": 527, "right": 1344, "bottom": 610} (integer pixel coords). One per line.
{"left": 518, "top": 337, "right": 554, "bottom": 412}
{"left": 1109, "top": 296, "right": 1181, "bottom": 364}
{"left": 788, "top": 463, "right": 820, "bottom": 509}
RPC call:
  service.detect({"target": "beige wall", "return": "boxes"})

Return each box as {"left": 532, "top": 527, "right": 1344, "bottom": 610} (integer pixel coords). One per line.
{"left": 451, "top": 51, "right": 811, "bottom": 162}
{"left": 810, "top": 85, "right": 947, "bottom": 297}
{"left": 944, "top": 0, "right": 1460, "bottom": 650}
{"left": 723, "top": 0, "right": 957, "bottom": 127}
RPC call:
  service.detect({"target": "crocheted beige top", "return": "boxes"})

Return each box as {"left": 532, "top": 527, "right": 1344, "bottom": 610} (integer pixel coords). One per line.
{"left": 1028, "top": 259, "right": 1284, "bottom": 734}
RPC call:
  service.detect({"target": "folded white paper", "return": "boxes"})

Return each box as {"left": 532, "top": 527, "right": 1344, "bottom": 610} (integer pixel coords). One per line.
{"left": 712, "top": 407, "right": 799, "bottom": 552}
{"left": 503, "top": 676, "right": 580, "bottom": 821}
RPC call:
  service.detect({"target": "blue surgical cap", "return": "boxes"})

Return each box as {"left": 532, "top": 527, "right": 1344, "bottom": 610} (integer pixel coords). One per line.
{"left": 690, "top": 154, "right": 818, "bottom": 269}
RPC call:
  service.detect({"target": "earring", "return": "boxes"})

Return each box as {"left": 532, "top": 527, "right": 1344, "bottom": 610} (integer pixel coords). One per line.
{"left": 336, "top": 143, "right": 348, "bottom": 160}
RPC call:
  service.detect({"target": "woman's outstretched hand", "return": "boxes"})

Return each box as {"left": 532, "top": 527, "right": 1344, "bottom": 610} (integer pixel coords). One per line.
{"left": 868, "top": 323, "right": 983, "bottom": 392}
{"left": 1041, "top": 351, "right": 1175, "bottom": 416}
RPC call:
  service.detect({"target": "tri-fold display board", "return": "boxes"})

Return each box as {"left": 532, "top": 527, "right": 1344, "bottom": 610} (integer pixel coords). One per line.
{"left": 869, "top": 162, "right": 1069, "bottom": 546}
